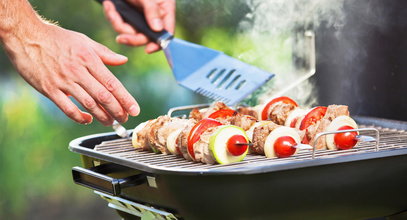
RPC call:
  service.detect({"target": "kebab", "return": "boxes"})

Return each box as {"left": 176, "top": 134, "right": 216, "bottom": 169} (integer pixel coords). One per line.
{"left": 132, "top": 114, "right": 252, "bottom": 164}
{"left": 239, "top": 96, "right": 361, "bottom": 150}
{"left": 131, "top": 106, "right": 311, "bottom": 164}
{"left": 192, "top": 103, "right": 310, "bottom": 158}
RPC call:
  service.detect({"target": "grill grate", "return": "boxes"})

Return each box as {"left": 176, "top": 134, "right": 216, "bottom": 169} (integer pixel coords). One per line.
{"left": 91, "top": 126, "right": 407, "bottom": 172}
{"left": 92, "top": 125, "right": 407, "bottom": 174}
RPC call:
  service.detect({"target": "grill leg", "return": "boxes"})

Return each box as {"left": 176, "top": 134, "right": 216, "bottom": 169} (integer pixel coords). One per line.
{"left": 116, "top": 210, "right": 141, "bottom": 220}
{"left": 387, "top": 210, "right": 407, "bottom": 220}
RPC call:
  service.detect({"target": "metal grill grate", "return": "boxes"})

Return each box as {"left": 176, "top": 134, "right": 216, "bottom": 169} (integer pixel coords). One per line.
{"left": 92, "top": 125, "right": 407, "bottom": 174}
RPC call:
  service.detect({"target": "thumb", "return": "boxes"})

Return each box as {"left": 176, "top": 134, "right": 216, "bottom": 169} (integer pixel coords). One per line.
{"left": 91, "top": 43, "right": 128, "bottom": 66}
{"left": 140, "top": 0, "right": 164, "bottom": 31}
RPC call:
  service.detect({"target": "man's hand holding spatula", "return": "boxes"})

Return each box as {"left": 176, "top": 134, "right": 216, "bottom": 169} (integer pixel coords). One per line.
{"left": 103, "top": 0, "right": 176, "bottom": 53}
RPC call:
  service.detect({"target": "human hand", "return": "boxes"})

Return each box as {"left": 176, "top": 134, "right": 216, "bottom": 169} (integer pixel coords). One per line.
{"left": 103, "top": 0, "right": 176, "bottom": 53}
{"left": 2, "top": 23, "right": 140, "bottom": 125}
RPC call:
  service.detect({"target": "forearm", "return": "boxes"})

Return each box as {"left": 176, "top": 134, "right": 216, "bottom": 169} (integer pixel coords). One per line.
{"left": 0, "top": 0, "right": 44, "bottom": 44}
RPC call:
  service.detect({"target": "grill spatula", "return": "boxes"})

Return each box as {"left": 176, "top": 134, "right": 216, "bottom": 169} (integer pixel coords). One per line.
{"left": 96, "top": 0, "right": 274, "bottom": 105}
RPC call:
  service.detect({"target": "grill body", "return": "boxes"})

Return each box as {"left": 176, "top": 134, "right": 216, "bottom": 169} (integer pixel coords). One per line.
{"left": 70, "top": 116, "right": 407, "bottom": 219}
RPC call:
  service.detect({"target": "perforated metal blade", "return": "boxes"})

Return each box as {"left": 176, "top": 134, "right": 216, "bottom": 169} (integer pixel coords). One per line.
{"left": 164, "top": 39, "right": 274, "bottom": 105}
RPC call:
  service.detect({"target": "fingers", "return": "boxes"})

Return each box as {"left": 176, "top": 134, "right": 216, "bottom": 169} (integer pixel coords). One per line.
{"left": 103, "top": 0, "right": 136, "bottom": 34}
{"left": 80, "top": 57, "right": 140, "bottom": 121}
{"left": 76, "top": 75, "right": 128, "bottom": 124}
{"left": 116, "top": 33, "right": 149, "bottom": 46}
{"left": 104, "top": 0, "right": 176, "bottom": 51}
{"left": 64, "top": 83, "right": 114, "bottom": 126}
{"left": 139, "top": 0, "right": 164, "bottom": 31}
{"left": 49, "top": 90, "right": 93, "bottom": 125}
{"left": 158, "top": 0, "right": 176, "bottom": 34}
{"left": 90, "top": 42, "right": 128, "bottom": 66}
{"left": 145, "top": 42, "right": 161, "bottom": 54}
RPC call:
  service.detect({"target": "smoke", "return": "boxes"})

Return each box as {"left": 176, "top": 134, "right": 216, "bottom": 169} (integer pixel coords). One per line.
{"left": 237, "top": 0, "right": 346, "bottom": 107}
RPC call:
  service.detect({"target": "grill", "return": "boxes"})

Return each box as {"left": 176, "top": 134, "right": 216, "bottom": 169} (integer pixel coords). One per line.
{"left": 70, "top": 115, "right": 407, "bottom": 220}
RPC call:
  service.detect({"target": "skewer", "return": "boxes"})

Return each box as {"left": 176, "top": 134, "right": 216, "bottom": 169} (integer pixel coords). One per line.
{"left": 235, "top": 143, "right": 253, "bottom": 146}
{"left": 355, "top": 135, "right": 376, "bottom": 142}
{"left": 292, "top": 144, "right": 313, "bottom": 150}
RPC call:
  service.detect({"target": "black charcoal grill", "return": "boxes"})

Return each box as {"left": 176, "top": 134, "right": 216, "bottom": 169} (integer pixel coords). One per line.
{"left": 70, "top": 113, "right": 407, "bottom": 220}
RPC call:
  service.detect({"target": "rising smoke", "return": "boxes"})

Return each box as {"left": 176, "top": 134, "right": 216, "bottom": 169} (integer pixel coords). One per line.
{"left": 237, "top": 0, "right": 346, "bottom": 107}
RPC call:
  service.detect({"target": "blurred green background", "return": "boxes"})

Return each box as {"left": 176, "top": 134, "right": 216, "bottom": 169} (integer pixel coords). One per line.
{"left": 0, "top": 0, "right": 291, "bottom": 219}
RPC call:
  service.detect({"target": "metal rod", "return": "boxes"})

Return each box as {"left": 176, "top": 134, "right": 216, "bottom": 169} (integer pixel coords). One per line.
{"left": 235, "top": 143, "right": 253, "bottom": 146}
{"left": 112, "top": 120, "right": 129, "bottom": 138}
{"left": 311, "top": 127, "right": 380, "bottom": 159}
{"left": 167, "top": 103, "right": 211, "bottom": 117}
{"left": 267, "top": 30, "right": 316, "bottom": 99}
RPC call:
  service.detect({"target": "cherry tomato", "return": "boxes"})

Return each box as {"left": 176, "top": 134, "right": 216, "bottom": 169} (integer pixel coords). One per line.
{"left": 208, "top": 109, "right": 236, "bottom": 119}
{"left": 227, "top": 135, "right": 249, "bottom": 156}
{"left": 261, "top": 96, "right": 298, "bottom": 120}
{"left": 334, "top": 125, "right": 358, "bottom": 150}
{"left": 299, "top": 106, "right": 327, "bottom": 130}
{"left": 274, "top": 136, "right": 297, "bottom": 158}
{"left": 188, "top": 118, "right": 222, "bottom": 159}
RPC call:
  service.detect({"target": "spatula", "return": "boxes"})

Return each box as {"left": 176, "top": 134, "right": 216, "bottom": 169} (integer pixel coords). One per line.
{"left": 96, "top": 0, "right": 274, "bottom": 105}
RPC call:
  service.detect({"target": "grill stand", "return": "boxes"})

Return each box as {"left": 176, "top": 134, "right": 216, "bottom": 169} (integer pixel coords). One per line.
{"left": 69, "top": 116, "right": 407, "bottom": 219}
{"left": 95, "top": 191, "right": 178, "bottom": 220}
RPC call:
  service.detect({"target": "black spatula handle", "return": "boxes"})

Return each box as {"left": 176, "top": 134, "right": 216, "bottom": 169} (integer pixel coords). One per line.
{"left": 95, "top": 0, "right": 172, "bottom": 44}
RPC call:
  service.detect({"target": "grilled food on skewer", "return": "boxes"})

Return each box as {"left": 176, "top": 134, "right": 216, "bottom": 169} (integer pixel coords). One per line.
{"left": 195, "top": 125, "right": 250, "bottom": 164}
{"left": 131, "top": 97, "right": 362, "bottom": 164}
{"left": 238, "top": 96, "right": 360, "bottom": 150}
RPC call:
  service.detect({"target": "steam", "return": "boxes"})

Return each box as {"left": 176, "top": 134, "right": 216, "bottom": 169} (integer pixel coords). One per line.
{"left": 238, "top": 0, "right": 345, "bottom": 107}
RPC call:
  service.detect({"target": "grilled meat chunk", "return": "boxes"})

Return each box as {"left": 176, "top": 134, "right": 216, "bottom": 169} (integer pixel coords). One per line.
{"left": 194, "top": 126, "right": 219, "bottom": 164}
{"left": 179, "top": 119, "right": 196, "bottom": 161}
{"left": 147, "top": 116, "right": 171, "bottom": 153}
{"left": 229, "top": 114, "right": 257, "bottom": 131}
{"left": 311, "top": 105, "right": 350, "bottom": 150}
{"left": 189, "top": 108, "right": 203, "bottom": 121}
{"left": 303, "top": 120, "right": 322, "bottom": 146}
{"left": 237, "top": 106, "right": 259, "bottom": 119}
{"left": 252, "top": 122, "right": 279, "bottom": 154}
{"left": 157, "top": 117, "right": 186, "bottom": 154}
{"left": 137, "top": 119, "right": 157, "bottom": 151}
{"left": 268, "top": 102, "right": 296, "bottom": 125}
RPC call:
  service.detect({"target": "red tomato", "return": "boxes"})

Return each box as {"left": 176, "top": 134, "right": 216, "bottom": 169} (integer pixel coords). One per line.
{"left": 261, "top": 96, "right": 298, "bottom": 120}
{"left": 187, "top": 118, "right": 222, "bottom": 159}
{"left": 299, "top": 106, "right": 327, "bottom": 130}
{"left": 290, "top": 117, "right": 298, "bottom": 128}
{"left": 274, "top": 136, "right": 297, "bottom": 158}
{"left": 227, "top": 135, "right": 249, "bottom": 156}
{"left": 334, "top": 125, "right": 358, "bottom": 150}
{"left": 301, "top": 134, "right": 310, "bottom": 144}
{"left": 176, "top": 147, "right": 182, "bottom": 155}
{"left": 208, "top": 109, "right": 236, "bottom": 119}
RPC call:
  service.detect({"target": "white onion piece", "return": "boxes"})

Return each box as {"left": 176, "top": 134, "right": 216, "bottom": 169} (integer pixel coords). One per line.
{"left": 285, "top": 108, "right": 307, "bottom": 127}
{"left": 264, "top": 126, "right": 301, "bottom": 158}
{"left": 166, "top": 128, "right": 184, "bottom": 155}
{"left": 131, "top": 121, "right": 149, "bottom": 148}
{"left": 325, "top": 116, "right": 358, "bottom": 150}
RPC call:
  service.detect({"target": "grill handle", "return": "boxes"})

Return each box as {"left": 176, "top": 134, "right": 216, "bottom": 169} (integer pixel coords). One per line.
{"left": 72, "top": 164, "right": 146, "bottom": 196}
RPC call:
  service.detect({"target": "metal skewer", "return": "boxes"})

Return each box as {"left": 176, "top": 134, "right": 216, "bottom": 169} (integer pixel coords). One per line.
{"left": 235, "top": 143, "right": 253, "bottom": 146}
{"left": 112, "top": 120, "right": 130, "bottom": 138}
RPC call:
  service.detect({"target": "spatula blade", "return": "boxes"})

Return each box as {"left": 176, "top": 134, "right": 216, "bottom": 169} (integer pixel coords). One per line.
{"left": 164, "top": 39, "right": 274, "bottom": 105}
